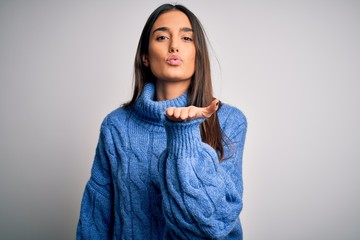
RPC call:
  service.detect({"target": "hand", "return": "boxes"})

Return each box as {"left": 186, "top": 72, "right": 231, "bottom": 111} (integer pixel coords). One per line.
{"left": 166, "top": 99, "right": 220, "bottom": 122}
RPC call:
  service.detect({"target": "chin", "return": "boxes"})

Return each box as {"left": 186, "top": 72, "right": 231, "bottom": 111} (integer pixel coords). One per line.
{"left": 161, "top": 77, "right": 192, "bottom": 82}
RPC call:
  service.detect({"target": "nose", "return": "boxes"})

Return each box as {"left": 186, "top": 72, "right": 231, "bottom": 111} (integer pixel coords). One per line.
{"left": 169, "top": 37, "right": 179, "bottom": 53}
{"left": 169, "top": 46, "right": 179, "bottom": 53}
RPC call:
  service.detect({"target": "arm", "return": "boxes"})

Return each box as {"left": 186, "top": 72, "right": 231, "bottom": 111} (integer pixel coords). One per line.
{"left": 77, "top": 123, "right": 114, "bottom": 240}
{"left": 159, "top": 105, "right": 247, "bottom": 239}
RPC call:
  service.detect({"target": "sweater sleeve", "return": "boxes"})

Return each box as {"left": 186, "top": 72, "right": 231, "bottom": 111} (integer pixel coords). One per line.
{"left": 77, "top": 122, "right": 114, "bottom": 240}
{"left": 158, "top": 108, "right": 247, "bottom": 239}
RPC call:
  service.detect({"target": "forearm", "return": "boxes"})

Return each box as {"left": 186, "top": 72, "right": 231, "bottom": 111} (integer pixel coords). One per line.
{"left": 159, "top": 118, "right": 243, "bottom": 238}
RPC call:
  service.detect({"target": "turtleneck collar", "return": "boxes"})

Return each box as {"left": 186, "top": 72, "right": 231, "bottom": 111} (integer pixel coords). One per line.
{"left": 132, "top": 83, "right": 188, "bottom": 125}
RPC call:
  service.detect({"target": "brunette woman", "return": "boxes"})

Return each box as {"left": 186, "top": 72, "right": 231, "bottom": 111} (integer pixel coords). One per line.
{"left": 77, "top": 3, "right": 247, "bottom": 239}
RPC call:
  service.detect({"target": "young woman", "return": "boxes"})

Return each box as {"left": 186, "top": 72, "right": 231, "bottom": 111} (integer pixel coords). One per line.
{"left": 77, "top": 3, "right": 247, "bottom": 239}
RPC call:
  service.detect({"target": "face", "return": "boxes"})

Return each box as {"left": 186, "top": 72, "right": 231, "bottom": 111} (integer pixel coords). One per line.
{"left": 143, "top": 10, "right": 196, "bottom": 84}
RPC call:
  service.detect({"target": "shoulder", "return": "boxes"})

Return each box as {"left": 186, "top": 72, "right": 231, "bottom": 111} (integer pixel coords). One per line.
{"left": 217, "top": 103, "right": 247, "bottom": 141}
{"left": 217, "top": 103, "right": 247, "bottom": 129}
{"left": 100, "top": 106, "right": 131, "bottom": 131}
{"left": 96, "top": 107, "right": 132, "bottom": 150}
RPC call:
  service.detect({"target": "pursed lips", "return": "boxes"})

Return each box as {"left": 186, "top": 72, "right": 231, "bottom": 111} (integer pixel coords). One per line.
{"left": 166, "top": 54, "right": 182, "bottom": 66}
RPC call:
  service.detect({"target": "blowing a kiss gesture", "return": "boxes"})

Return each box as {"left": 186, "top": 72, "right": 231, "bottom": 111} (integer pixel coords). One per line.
{"left": 166, "top": 99, "right": 220, "bottom": 122}
{"left": 77, "top": 4, "right": 247, "bottom": 239}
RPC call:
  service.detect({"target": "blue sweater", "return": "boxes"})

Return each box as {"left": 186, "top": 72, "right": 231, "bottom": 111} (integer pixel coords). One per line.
{"left": 77, "top": 83, "right": 247, "bottom": 239}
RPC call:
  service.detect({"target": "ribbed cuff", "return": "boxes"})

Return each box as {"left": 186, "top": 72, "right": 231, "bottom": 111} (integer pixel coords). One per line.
{"left": 163, "top": 117, "right": 205, "bottom": 156}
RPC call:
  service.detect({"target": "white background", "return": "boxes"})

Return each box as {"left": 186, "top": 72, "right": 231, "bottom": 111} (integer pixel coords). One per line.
{"left": 0, "top": 0, "right": 359, "bottom": 239}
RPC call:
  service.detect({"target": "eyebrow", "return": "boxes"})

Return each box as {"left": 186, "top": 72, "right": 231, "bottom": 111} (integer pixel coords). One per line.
{"left": 152, "top": 26, "right": 193, "bottom": 34}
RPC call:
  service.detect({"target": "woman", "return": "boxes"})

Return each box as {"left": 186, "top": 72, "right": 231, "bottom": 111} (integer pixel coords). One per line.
{"left": 77, "top": 3, "right": 247, "bottom": 239}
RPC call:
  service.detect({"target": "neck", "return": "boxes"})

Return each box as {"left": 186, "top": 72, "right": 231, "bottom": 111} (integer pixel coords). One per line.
{"left": 155, "top": 80, "right": 191, "bottom": 101}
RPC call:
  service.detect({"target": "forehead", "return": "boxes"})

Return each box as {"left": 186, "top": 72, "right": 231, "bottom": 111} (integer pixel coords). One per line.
{"left": 152, "top": 10, "right": 192, "bottom": 30}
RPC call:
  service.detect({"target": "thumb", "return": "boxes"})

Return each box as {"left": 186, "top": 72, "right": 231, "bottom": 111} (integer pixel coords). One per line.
{"left": 201, "top": 99, "right": 220, "bottom": 118}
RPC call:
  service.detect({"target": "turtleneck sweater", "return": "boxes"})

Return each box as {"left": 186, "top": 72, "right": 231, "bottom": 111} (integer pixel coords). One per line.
{"left": 77, "top": 83, "right": 247, "bottom": 239}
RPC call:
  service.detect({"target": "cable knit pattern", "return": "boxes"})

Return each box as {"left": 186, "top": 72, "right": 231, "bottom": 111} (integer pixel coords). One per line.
{"left": 77, "top": 83, "right": 247, "bottom": 239}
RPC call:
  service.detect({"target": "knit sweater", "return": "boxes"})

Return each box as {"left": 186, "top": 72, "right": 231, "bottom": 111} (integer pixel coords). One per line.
{"left": 77, "top": 83, "right": 247, "bottom": 239}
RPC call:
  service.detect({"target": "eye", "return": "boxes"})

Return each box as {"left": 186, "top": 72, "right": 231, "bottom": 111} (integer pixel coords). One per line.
{"left": 182, "top": 36, "right": 193, "bottom": 42}
{"left": 156, "top": 35, "right": 169, "bottom": 41}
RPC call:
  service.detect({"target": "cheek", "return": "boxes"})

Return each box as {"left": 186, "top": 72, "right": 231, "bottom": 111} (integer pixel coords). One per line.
{"left": 188, "top": 51, "right": 196, "bottom": 70}
{"left": 147, "top": 48, "right": 163, "bottom": 77}
{"left": 189, "top": 47, "right": 196, "bottom": 63}
{"left": 148, "top": 44, "right": 163, "bottom": 61}
{"left": 148, "top": 55, "right": 164, "bottom": 73}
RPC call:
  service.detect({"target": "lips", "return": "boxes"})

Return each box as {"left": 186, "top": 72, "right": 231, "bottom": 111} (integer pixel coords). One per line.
{"left": 166, "top": 54, "right": 182, "bottom": 66}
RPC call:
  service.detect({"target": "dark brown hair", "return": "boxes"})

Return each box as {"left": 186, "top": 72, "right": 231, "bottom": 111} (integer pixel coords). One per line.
{"left": 125, "top": 4, "right": 225, "bottom": 161}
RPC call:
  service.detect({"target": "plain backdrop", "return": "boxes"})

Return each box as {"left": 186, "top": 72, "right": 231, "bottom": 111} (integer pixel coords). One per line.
{"left": 0, "top": 0, "right": 359, "bottom": 239}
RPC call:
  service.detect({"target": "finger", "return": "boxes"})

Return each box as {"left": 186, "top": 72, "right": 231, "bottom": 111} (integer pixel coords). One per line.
{"left": 167, "top": 115, "right": 180, "bottom": 122}
{"left": 179, "top": 107, "right": 189, "bottom": 120}
{"left": 202, "top": 99, "right": 220, "bottom": 118}
{"left": 209, "top": 99, "right": 220, "bottom": 112}
{"left": 173, "top": 107, "right": 182, "bottom": 119}
{"left": 181, "top": 107, "right": 197, "bottom": 121}
{"left": 166, "top": 107, "right": 175, "bottom": 117}
{"left": 188, "top": 106, "right": 197, "bottom": 118}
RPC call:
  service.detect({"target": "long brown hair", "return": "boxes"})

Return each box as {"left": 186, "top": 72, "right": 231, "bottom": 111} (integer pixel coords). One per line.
{"left": 124, "top": 4, "right": 225, "bottom": 161}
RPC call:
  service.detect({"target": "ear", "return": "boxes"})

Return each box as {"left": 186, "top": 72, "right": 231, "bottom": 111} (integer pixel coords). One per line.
{"left": 142, "top": 54, "right": 149, "bottom": 67}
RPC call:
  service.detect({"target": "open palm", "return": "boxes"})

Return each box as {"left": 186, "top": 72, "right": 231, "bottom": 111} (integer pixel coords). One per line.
{"left": 166, "top": 99, "right": 220, "bottom": 122}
